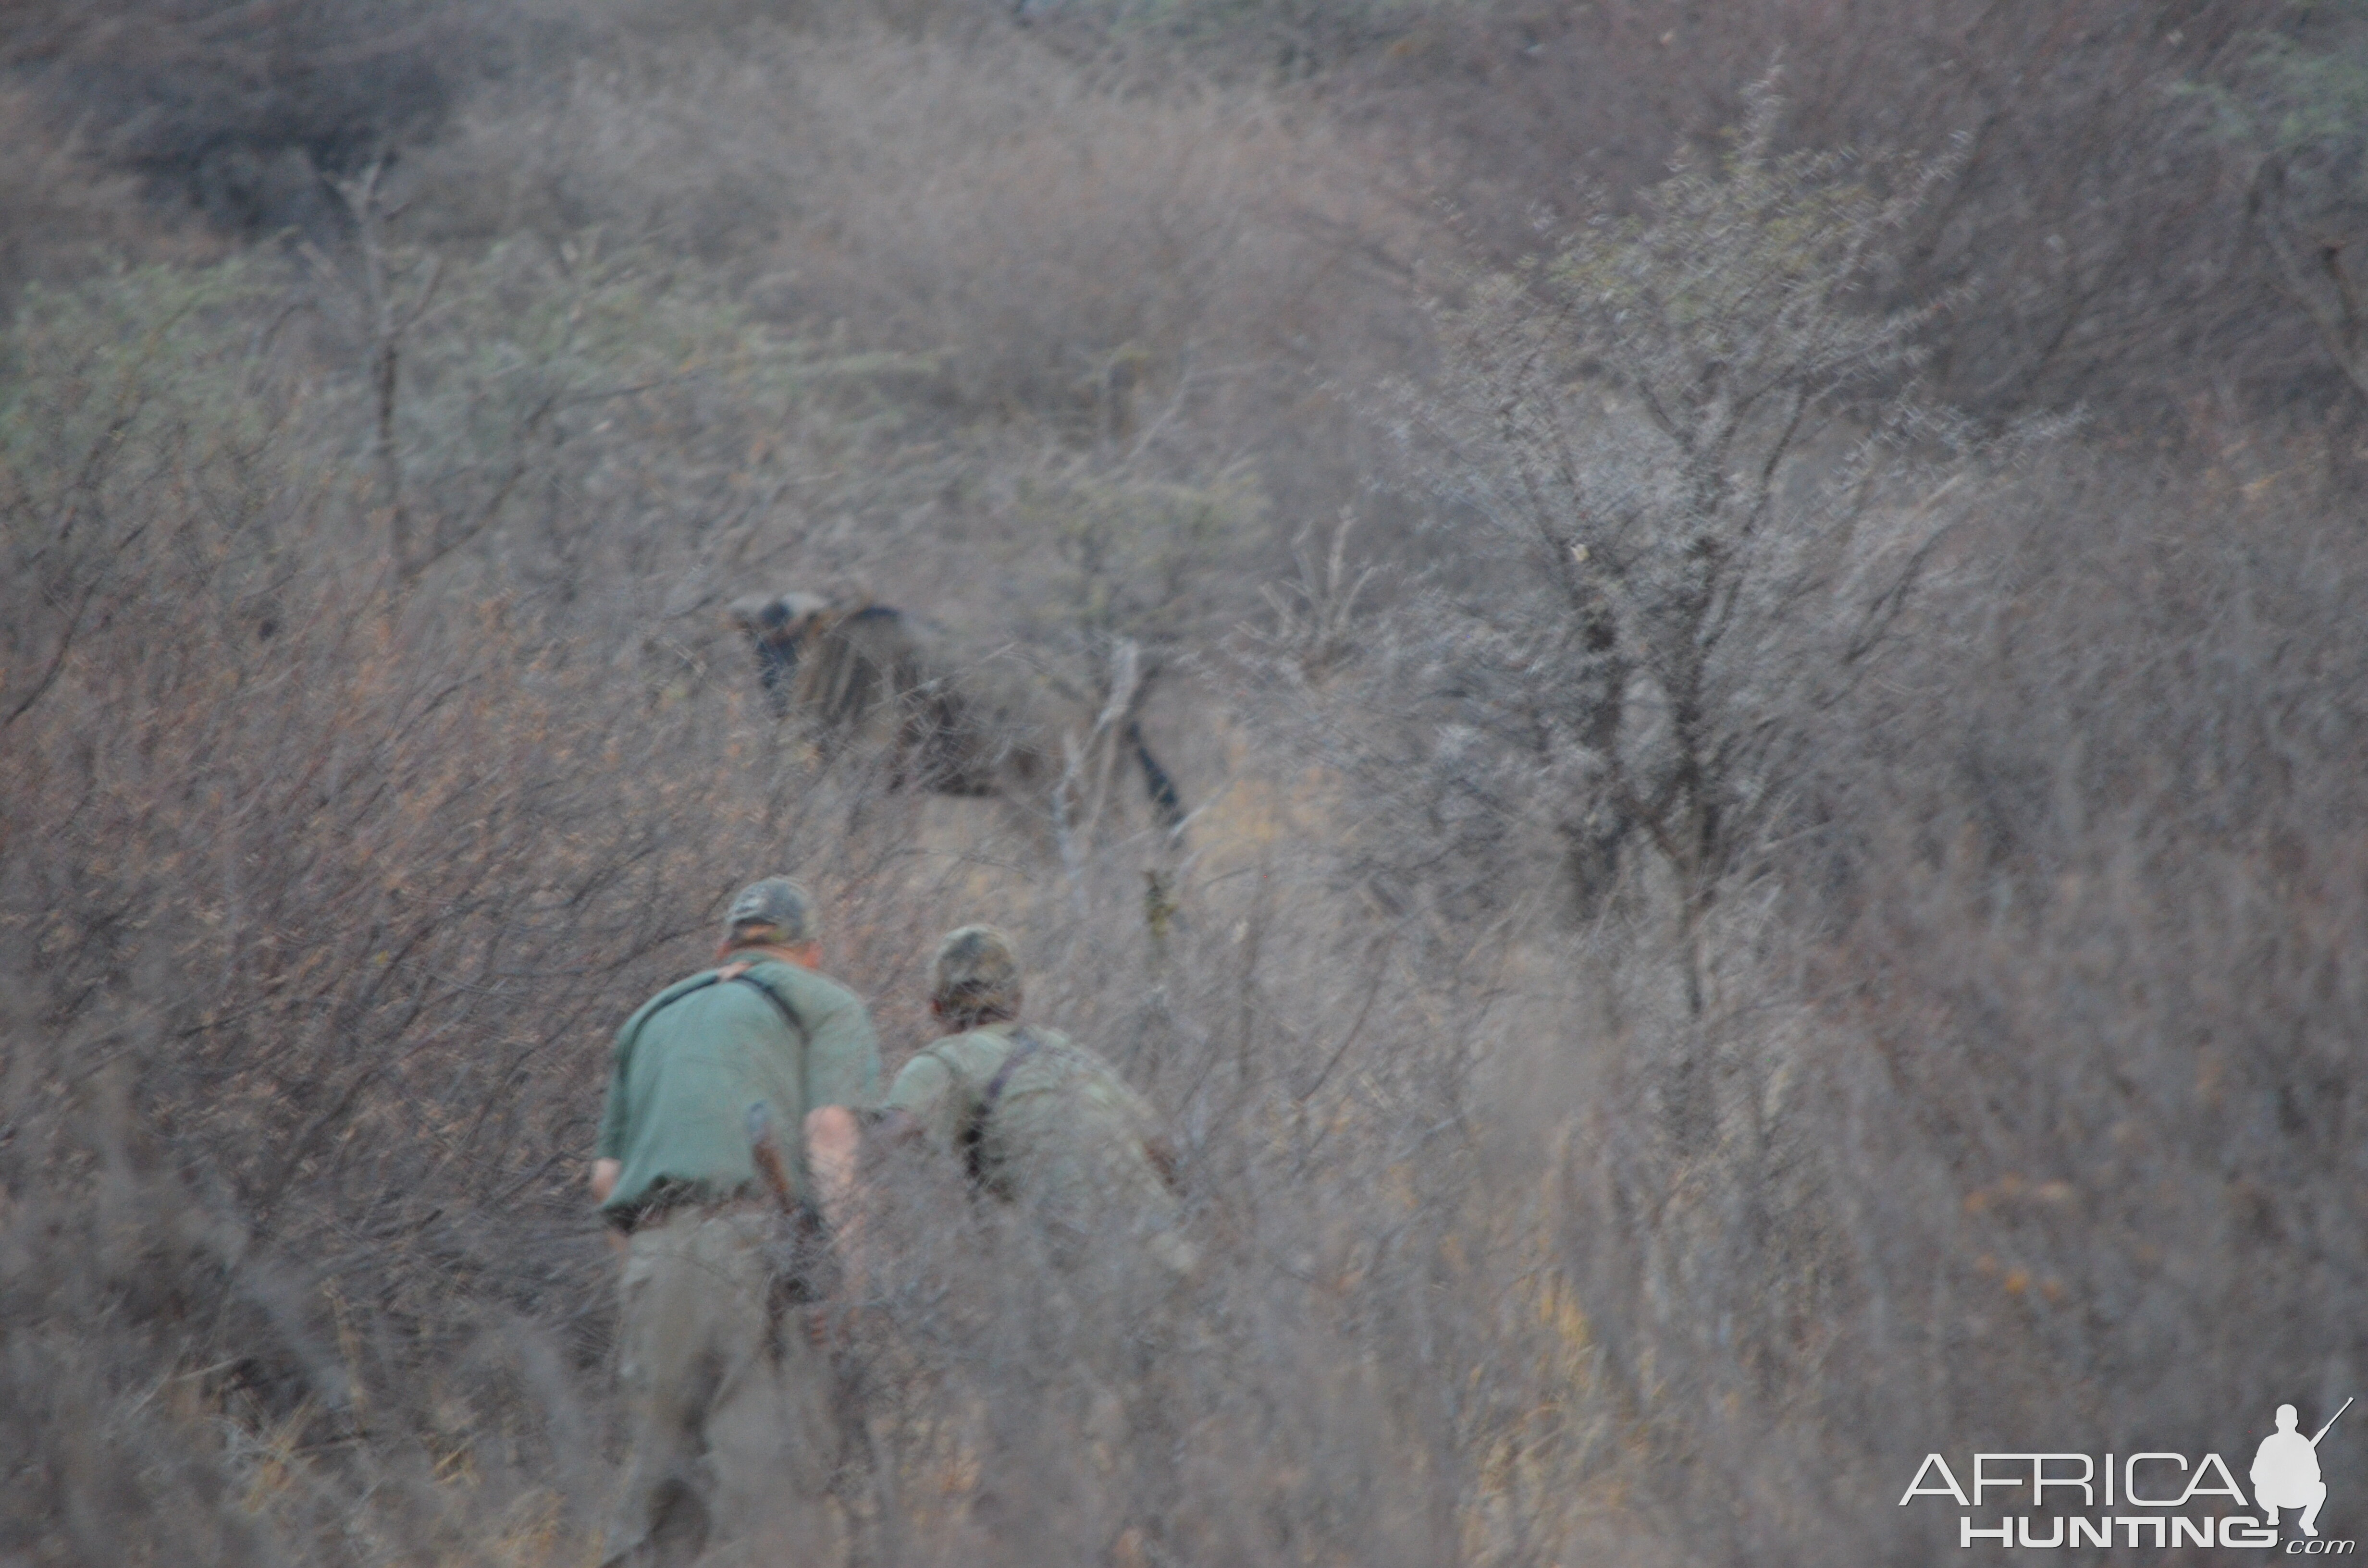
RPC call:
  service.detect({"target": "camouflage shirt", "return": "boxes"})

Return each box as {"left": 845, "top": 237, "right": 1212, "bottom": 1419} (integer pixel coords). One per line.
{"left": 597, "top": 958, "right": 881, "bottom": 1217}
{"left": 884, "top": 1023, "right": 1184, "bottom": 1260}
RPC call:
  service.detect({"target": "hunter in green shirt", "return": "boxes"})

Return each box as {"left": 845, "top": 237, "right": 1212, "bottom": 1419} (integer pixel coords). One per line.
{"left": 586, "top": 876, "right": 880, "bottom": 1568}
{"left": 593, "top": 881, "right": 882, "bottom": 1223}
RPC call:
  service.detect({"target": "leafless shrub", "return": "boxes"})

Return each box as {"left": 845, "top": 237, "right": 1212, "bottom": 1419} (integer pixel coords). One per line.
{"left": 398, "top": 23, "right": 1428, "bottom": 513}
{"left": 0, "top": 259, "right": 900, "bottom": 1559}
{"left": 1, "top": 229, "right": 1619, "bottom": 1567}
{"left": 2191, "top": 7, "right": 2368, "bottom": 410}
{"left": 1344, "top": 0, "right": 2330, "bottom": 440}
{"left": 1257, "top": 511, "right": 1377, "bottom": 685}
{"left": 7, "top": 0, "right": 514, "bottom": 237}
{"left": 0, "top": 89, "right": 204, "bottom": 313}
{"left": 1541, "top": 441, "right": 2368, "bottom": 1563}
{"left": 1294, "top": 89, "right": 2026, "bottom": 1016}
{"left": 12, "top": 7, "right": 2368, "bottom": 1565}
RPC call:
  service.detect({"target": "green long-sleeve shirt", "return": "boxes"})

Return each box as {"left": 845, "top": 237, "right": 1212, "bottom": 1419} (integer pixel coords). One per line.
{"left": 597, "top": 958, "right": 881, "bottom": 1216}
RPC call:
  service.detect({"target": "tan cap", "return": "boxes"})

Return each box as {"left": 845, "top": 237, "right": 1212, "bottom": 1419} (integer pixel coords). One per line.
{"left": 930, "top": 925, "right": 1022, "bottom": 1017}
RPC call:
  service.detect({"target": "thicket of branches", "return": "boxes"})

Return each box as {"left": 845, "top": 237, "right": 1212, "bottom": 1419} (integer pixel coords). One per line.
{"left": 5, "top": 2, "right": 2366, "bottom": 1566}
{"left": 1319, "top": 91, "right": 2001, "bottom": 1011}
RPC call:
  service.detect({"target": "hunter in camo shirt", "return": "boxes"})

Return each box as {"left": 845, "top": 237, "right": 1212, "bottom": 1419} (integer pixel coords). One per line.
{"left": 876, "top": 925, "right": 1194, "bottom": 1275}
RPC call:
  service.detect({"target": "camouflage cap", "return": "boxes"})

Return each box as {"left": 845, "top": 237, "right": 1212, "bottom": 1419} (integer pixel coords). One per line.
{"left": 930, "top": 925, "right": 1022, "bottom": 1017}
{"left": 724, "top": 877, "right": 818, "bottom": 946}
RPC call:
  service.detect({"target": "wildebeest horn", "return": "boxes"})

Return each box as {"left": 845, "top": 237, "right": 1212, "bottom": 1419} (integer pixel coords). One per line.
{"left": 728, "top": 591, "right": 831, "bottom": 633}
{"left": 727, "top": 593, "right": 780, "bottom": 631}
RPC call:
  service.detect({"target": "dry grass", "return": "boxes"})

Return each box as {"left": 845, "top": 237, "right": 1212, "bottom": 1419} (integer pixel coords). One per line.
{"left": 0, "top": 231, "right": 1609, "bottom": 1566}
{"left": 5, "top": 5, "right": 2367, "bottom": 1566}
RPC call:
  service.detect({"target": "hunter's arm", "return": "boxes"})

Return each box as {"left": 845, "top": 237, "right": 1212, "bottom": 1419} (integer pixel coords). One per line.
{"left": 803, "top": 1104, "right": 862, "bottom": 1230}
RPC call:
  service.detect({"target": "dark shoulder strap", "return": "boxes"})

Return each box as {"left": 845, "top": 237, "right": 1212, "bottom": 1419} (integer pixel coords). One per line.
{"left": 729, "top": 970, "right": 809, "bottom": 1047}
{"left": 962, "top": 1027, "right": 1047, "bottom": 1188}
{"left": 731, "top": 969, "right": 818, "bottom": 1187}
{"left": 629, "top": 969, "right": 809, "bottom": 1048}
{"left": 733, "top": 971, "right": 814, "bottom": 1134}
{"left": 622, "top": 971, "right": 725, "bottom": 1057}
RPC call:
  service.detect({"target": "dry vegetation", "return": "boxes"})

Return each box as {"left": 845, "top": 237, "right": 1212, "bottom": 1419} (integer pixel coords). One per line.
{"left": 4, "top": 2, "right": 2366, "bottom": 1565}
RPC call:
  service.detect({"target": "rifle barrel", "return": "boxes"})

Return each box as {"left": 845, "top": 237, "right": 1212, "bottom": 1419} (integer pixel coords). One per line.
{"left": 2312, "top": 1396, "right": 2355, "bottom": 1447}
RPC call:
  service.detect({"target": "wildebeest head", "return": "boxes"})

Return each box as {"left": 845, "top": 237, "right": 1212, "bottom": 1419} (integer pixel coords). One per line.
{"left": 728, "top": 591, "right": 833, "bottom": 715}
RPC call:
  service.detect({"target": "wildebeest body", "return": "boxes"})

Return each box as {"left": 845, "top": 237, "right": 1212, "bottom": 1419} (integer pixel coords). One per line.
{"left": 730, "top": 592, "right": 1182, "bottom": 832}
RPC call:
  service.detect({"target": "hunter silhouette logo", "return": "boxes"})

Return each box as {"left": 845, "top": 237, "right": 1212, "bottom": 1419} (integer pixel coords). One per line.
{"left": 1899, "top": 1396, "right": 2357, "bottom": 1550}
{"left": 2255, "top": 1399, "right": 2351, "bottom": 1540}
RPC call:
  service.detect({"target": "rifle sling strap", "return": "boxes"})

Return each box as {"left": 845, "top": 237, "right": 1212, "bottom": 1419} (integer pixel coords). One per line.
{"left": 962, "top": 1027, "right": 1045, "bottom": 1188}
{"left": 729, "top": 971, "right": 809, "bottom": 1049}
{"left": 628, "top": 968, "right": 810, "bottom": 1049}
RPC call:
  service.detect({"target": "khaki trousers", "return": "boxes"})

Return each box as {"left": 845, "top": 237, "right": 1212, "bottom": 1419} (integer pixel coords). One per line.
{"left": 602, "top": 1208, "right": 844, "bottom": 1568}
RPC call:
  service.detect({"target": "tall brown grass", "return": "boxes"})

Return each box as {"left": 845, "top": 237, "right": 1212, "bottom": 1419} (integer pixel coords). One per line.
{"left": 5, "top": 6, "right": 2366, "bottom": 1566}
